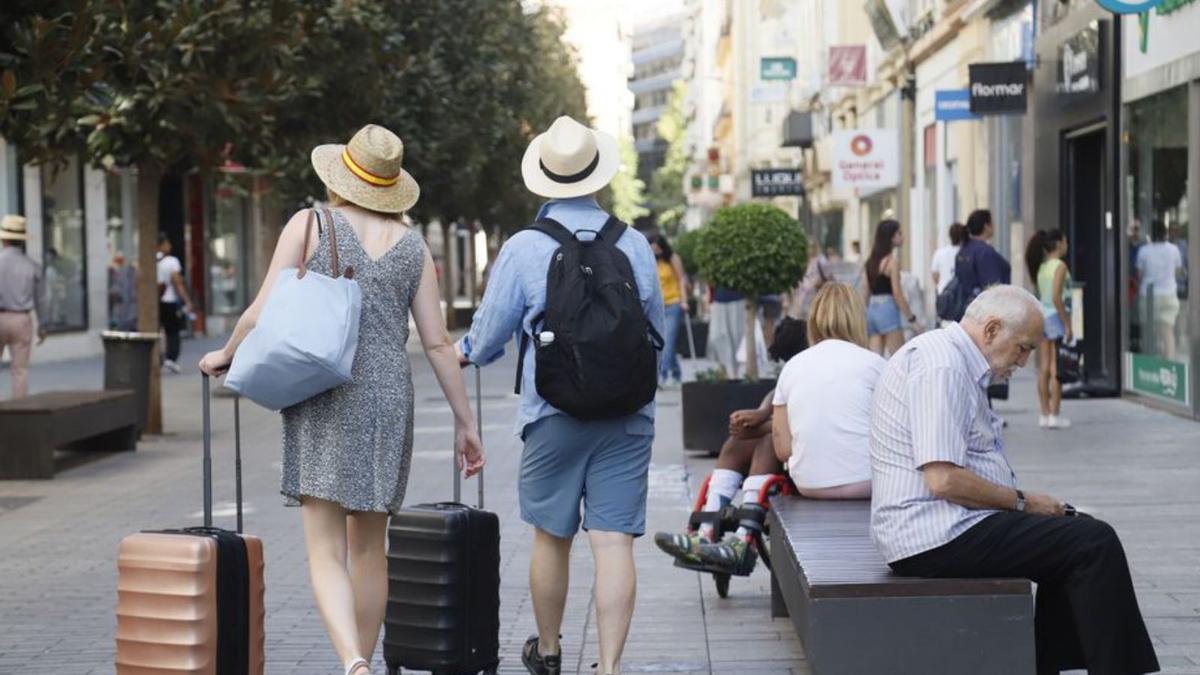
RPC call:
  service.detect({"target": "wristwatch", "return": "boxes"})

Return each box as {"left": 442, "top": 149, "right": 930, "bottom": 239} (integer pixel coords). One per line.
{"left": 1014, "top": 489, "right": 1027, "bottom": 512}
{"left": 907, "top": 314, "right": 917, "bottom": 323}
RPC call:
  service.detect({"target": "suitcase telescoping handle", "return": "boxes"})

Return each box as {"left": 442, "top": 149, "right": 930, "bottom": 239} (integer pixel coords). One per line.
{"left": 201, "top": 374, "right": 244, "bottom": 533}
{"left": 453, "top": 365, "right": 485, "bottom": 509}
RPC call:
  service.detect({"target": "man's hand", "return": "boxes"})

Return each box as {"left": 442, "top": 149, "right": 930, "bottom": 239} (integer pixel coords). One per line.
{"left": 1024, "top": 492, "right": 1066, "bottom": 517}
{"left": 36, "top": 327, "right": 47, "bottom": 345}
{"left": 454, "top": 340, "right": 470, "bottom": 368}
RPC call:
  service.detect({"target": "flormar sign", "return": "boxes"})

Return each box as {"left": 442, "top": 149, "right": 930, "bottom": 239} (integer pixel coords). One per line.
{"left": 968, "top": 61, "right": 1028, "bottom": 115}
{"left": 832, "top": 130, "right": 899, "bottom": 193}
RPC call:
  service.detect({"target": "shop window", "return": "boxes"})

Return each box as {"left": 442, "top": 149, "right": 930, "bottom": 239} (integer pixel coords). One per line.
{"left": 207, "top": 179, "right": 250, "bottom": 316}
{"left": 1126, "top": 86, "right": 1190, "bottom": 400}
{"left": 41, "top": 156, "right": 88, "bottom": 332}
{"left": 105, "top": 169, "right": 138, "bottom": 330}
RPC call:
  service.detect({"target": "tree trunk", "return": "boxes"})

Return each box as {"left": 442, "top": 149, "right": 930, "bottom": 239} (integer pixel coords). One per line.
{"left": 442, "top": 220, "right": 457, "bottom": 330}
{"left": 136, "top": 162, "right": 164, "bottom": 435}
{"left": 743, "top": 297, "right": 759, "bottom": 381}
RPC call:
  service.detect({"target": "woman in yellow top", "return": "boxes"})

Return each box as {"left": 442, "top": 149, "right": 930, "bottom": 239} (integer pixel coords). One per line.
{"left": 649, "top": 234, "right": 690, "bottom": 387}
{"left": 1025, "top": 229, "right": 1072, "bottom": 429}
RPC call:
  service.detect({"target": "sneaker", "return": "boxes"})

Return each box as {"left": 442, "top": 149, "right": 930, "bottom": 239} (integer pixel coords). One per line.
{"left": 1038, "top": 415, "right": 1050, "bottom": 428}
{"left": 697, "top": 537, "right": 758, "bottom": 575}
{"left": 1046, "top": 415, "right": 1071, "bottom": 429}
{"left": 654, "top": 531, "right": 707, "bottom": 564}
{"left": 162, "top": 359, "right": 182, "bottom": 374}
{"left": 522, "top": 635, "right": 561, "bottom": 675}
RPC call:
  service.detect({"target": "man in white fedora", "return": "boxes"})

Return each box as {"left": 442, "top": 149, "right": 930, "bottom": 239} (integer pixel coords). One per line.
{"left": 0, "top": 215, "right": 48, "bottom": 399}
{"left": 459, "top": 116, "right": 665, "bottom": 675}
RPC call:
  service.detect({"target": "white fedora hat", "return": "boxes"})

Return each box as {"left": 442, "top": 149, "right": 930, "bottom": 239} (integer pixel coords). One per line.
{"left": 522, "top": 116, "right": 620, "bottom": 200}
{"left": 0, "top": 214, "right": 27, "bottom": 242}
{"left": 311, "top": 124, "right": 420, "bottom": 214}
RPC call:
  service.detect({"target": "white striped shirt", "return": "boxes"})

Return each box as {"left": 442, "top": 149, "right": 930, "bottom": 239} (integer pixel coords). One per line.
{"left": 869, "top": 323, "right": 1018, "bottom": 563}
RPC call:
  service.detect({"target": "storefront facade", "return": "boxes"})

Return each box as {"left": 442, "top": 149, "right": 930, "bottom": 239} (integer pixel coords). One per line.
{"left": 1032, "top": 0, "right": 1124, "bottom": 396}
{"left": 0, "top": 139, "right": 270, "bottom": 362}
{"left": 1121, "top": 0, "right": 1200, "bottom": 417}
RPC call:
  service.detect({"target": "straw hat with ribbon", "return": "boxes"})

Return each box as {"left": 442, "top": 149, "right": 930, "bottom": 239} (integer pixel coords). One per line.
{"left": 311, "top": 124, "right": 420, "bottom": 214}
{"left": 522, "top": 116, "right": 620, "bottom": 200}
{"left": 0, "top": 215, "right": 28, "bottom": 242}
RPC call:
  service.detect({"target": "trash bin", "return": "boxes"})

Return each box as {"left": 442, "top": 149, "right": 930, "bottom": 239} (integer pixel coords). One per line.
{"left": 101, "top": 331, "right": 159, "bottom": 436}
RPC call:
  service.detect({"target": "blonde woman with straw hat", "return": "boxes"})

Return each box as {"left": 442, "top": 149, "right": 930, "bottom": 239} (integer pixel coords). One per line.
{"left": 200, "top": 124, "right": 485, "bottom": 675}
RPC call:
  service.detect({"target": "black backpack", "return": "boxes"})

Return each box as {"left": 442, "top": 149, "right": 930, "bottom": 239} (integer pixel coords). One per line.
{"left": 515, "top": 216, "right": 664, "bottom": 420}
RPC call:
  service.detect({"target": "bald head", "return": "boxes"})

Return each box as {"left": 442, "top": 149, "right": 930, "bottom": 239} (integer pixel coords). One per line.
{"left": 960, "top": 285, "right": 1044, "bottom": 381}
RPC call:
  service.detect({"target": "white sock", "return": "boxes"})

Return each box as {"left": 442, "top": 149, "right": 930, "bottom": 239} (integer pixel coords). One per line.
{"left": 735, "top": 474, "right": 772, "bottom": 539}
{"left": 700, "top": 469, "right": 743, "bottom": 540}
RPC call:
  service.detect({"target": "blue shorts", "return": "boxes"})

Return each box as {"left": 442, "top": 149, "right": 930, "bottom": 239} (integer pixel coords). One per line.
{"left": 520, "top": 414, "right": 654, "bottom": 539}
{"left": 1043, "top": 312, "right": 1066, "bottom": 341}
{"left": 867, "top": 295, "right": 903, "bottom": 336}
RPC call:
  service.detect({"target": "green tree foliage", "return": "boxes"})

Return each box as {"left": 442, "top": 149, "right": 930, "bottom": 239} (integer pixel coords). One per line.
{"left": 694, "top": 203, "right": 807, "bottom": 379}
{"left": 673, "top": 227, "right": 703, "bottom": 277}
{"left": 602, "top": 134, "right": 648, "bottom": 224}
{"left": 0, "top": 0, "right": 588, "bottom": 424}
{"left": 648, "top": 80, "right": 687, "bottom": 233}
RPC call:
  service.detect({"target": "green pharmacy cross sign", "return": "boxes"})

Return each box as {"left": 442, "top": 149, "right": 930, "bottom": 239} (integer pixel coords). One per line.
{"left": 761, "top": 57, "right": 798, "bottom": 81}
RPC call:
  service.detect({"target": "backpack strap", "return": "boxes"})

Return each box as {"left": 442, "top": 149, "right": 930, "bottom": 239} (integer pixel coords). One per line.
{"left": 598, "top": 216, "right": 627, "bottom": 244}
{"left": 514, "top": 311, "right": 545, "bottom": 395}
{"left": 528, "top": 218, "right": 574, "bottom": 246}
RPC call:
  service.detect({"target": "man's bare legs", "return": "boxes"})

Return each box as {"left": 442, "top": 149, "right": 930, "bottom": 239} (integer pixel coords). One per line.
{"left": 530, "top": 527, "right": 573, "bottom": 658}
{"left": 590, "top": 530, "right": 636, "bottom": 675}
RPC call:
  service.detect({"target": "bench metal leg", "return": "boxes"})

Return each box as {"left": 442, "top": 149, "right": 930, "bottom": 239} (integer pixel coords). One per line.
{"left": 770, "top": 569, "right": 788, "bottom": 618}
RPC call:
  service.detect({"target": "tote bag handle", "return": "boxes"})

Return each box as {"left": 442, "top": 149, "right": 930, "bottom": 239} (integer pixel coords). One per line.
{"left": 297, "top": 207, "right": 354, "bottom": 279}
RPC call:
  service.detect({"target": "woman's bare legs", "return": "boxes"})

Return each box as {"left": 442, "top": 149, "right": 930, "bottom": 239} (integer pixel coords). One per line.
{"left": 347, "top": 510, "right": 390, "bottom": 662}
{"left": 300, "top": 497, "right": 369, "bottom": 672}
{"left": 1037, "top": 340, "right": 1054, "bottom": 416}
{"left": 883, "top": 329, "right": 905, "bottom": 358}
{"left": 869, "top": 333, "right": 885, "bottom": 355}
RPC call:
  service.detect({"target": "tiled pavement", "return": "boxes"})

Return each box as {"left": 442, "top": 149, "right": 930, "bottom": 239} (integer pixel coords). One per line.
{"left": 1, "top": 337, "right": 1198, "bottom": 673}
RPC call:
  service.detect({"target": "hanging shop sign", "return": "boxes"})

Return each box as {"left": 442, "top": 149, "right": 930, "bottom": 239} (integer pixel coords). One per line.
{"left": 761, "top": 57, "right": 798, "bottom": 81}
{"left": 828, "top": 46, "right": 868, "bottom": 87}
{"left": 1057, "top": 22, "right": 1101, "bottom": 94}
{"left": 968, "top": 61, "right": 1028, "bottom": 115}
{"left": 832, "top": 130, "right": 899, "bottom": 193}
{"left": 1096, "top": 0, "right": 1162, "bottom": 14}
{"left": 751, "top": 169, "right": 805, "bottom": 197}
{"left": 935, "top": 89, "right": 979, "bottom": 121}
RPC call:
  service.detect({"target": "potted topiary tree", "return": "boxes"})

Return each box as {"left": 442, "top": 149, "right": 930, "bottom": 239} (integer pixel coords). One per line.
{"left": 681, "top": 203, "right": 807, "bottom": 456}
{"left": 672, "top": 227, "right": 707, "bottom": 358}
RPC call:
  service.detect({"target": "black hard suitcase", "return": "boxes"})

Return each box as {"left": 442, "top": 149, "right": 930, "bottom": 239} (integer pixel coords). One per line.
{"left": 384, "top": 367, "right": 500, "bottom": 675}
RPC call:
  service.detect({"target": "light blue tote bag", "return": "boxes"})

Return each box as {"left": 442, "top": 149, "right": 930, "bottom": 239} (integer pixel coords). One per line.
{"left": 225, "top": 208, "right": 362, "bottom": 410}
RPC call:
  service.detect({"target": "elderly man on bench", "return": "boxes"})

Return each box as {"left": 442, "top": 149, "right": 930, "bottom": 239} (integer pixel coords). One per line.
{"left": 871, "top": 285, "right": 1159, "bottom": 675}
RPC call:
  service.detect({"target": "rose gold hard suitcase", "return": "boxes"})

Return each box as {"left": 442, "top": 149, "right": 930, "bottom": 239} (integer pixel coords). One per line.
{"left": 115, "top": 376, "right": 265, "bottom": 674}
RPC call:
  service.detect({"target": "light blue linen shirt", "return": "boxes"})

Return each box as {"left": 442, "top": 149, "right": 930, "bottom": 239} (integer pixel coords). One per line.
{"left": 869, "top": 323, "right": 1018, "bottom": 563}
{"left": 460, "top": 197, "right": 666, "bottom": 437}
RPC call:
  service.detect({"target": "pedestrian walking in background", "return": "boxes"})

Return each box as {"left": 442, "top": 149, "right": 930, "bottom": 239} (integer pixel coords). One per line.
{"left": 863, "top": 219, "right": 919, "bottom": 356}
{"left": 649, "top": 233, "right": 689, "bottom": 388}
{"left": 707, "top": 285, "right": 746, "bottom": 378}
{"left": 156, "top": 233, "right": 195, "bottom": 374}
{"left": 107, "top": 252, "right": 138, "bottom": 331}
{"left": 1134, "top": 219, "right": 1184, "bottom": 360}
{"left": 786, "top": 245, "right": 838, "bottom": 321}
{"left": 201, "top": 124, "right": 485, "bottom": 675}
{"left": 458, "top": 115, "right": 664, "bottom": 675}
{"left": 0, "top": 215, "right": 48, "bottom": 399}
{"left": 930, "top": 222, "right": 965, "bottom": 297}
{"left": 955, "top": 208, "right": 1011, "bottom": 292}
{"left": 1026, "top": 229, "right": 1073, "bottom": 429}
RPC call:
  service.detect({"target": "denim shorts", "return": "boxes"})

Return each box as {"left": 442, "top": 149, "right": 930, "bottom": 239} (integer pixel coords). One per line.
{"left": 1043, "top": 312, "right": 1066, "bottom": 341}
{"left": 867, "top": 295, "right": 902, "bottom": 336}
{"left": 520, "top": 414, "right": 654, "bottom": 539}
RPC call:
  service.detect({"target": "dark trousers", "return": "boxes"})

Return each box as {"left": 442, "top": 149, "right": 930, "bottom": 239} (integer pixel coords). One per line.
{"left": 159, "top": 301, "right": 182, "bottom": 362}
{"left": 891, "top": 512, "right": 1158, "bottom": 675}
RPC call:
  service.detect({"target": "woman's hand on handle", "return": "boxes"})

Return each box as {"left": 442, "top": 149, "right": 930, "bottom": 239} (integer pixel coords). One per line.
{"left": 199, "top": 349, "right": 232, "bottom": 377}
{"left": 456, "top": 423, "right": 485, "bottom": 478}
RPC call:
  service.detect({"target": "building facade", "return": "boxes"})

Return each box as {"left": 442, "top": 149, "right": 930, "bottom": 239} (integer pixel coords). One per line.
{"left": 631, "top": 12, "right": 686, "bottom": 187}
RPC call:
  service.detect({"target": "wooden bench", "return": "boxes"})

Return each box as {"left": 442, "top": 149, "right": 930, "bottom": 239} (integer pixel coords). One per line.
{"left": 0, "top": 391, "right": 138, "bottom": 479}
{"left": 767, "top": 497, "right": 1035, "bottom": 675}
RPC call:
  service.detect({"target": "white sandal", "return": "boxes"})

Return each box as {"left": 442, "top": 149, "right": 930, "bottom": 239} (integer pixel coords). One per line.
{"left": 344, "top": 657, "right": 371, "bottom": 675}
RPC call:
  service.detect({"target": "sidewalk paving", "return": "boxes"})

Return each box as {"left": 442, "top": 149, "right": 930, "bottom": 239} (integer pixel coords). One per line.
{"left": 0, "top": 339, "right": 1197, "bottom": 674}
